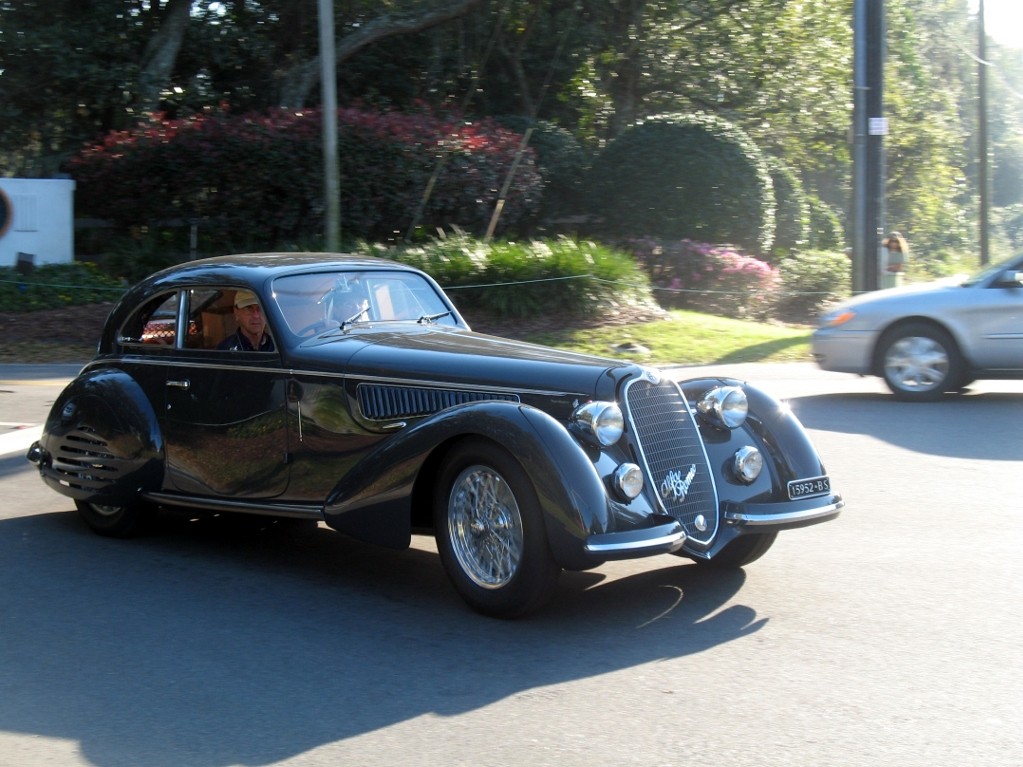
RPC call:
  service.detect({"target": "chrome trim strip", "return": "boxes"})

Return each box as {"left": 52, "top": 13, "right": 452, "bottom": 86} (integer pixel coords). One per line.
{"left": 104, "top": 356, "right": 578, "bottom": 399}
{"left": 585, "top": 530, "right": 686, "bottom": 554}
{"left": 724, "top": 500, "right": 844, "bottom": 526}
{"left": 144, "top": 491, "right": 322, "bottom": 519}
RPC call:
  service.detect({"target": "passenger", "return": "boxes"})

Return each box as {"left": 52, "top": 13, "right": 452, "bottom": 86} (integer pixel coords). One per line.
{"left": 217, "top": 290, "right": 275, "bottom": 351}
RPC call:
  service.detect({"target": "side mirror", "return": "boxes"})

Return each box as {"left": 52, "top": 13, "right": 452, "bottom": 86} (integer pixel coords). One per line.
{"left": 997, "top": 270, "right": 1023, "bottom": 288}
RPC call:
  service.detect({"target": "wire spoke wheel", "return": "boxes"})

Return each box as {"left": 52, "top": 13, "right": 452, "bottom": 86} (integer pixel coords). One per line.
{"left": 434, "top": 438, "right": 559, "bottom": 618}
{"left": 448, "top": 465, "right": 524, "bottom": 589}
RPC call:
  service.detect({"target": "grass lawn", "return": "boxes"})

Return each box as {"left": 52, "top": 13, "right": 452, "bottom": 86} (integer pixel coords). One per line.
{"left": 525, "top": 309, "right": 813, "bottom": 366}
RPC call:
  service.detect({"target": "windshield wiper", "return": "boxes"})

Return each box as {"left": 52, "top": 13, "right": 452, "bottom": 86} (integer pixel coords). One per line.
{"left": 417, "top": 310, "right": 453, "bottom": 325}
{"left": 339, "top": 306, "right": 369, "bottom": 330}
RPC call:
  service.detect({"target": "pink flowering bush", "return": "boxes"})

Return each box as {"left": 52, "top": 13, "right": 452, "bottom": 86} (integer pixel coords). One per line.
{"left": 625, "top": 237, "right": 778, "bottom": 318}
{"left": 67, "top": 106, "right": 542, "bottom": 249}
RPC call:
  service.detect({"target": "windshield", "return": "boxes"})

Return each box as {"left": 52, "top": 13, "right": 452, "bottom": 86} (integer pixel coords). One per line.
{"left": 961, "top": 253, "right": 1023, "bottom": 287}
{"left": 271, "top": 269, "right": 459, "bottom": 336}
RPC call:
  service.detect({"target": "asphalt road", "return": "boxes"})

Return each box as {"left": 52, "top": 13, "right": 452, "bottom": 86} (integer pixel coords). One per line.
{"left": 1, "top": 363, "right": 1021, "bottom": 767}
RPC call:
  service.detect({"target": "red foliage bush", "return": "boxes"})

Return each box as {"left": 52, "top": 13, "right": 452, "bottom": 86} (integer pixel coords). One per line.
{"left": 67, "top": 106, "right": 542, "bottom": 248}
{"left": 624, "top": 237, "right": 779, "bottom": 318}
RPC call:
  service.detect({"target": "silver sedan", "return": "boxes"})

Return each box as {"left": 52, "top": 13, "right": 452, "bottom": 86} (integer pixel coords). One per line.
{"left": 812, "top": 254, "right": 1023, "bottom": 400}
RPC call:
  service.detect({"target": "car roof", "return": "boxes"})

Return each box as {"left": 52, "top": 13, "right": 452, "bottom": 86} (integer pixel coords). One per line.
{"left": 151, "top": 252, "right": 414, "bottom": 283}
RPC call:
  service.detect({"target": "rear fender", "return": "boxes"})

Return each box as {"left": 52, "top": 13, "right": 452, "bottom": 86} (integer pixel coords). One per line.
{"left": 34, "top": 368, "right": 163, "bottom": 505}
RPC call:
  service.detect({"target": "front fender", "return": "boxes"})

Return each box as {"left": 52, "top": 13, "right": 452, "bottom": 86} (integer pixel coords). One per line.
{"left": 677, "top": 377, "right": 832, "bottom": 493}
{"left": 323, "top": 400, "right": 615, "bottom": 568}
{"left": 676, "top": 377, "right": 842, "bottom": 557}
{"left": 31, "top": 368, "right": 164, "bottom": 505}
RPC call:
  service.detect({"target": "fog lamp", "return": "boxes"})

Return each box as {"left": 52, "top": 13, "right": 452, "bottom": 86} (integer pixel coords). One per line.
{"left": 613, "top": 463, "right": 644, "bottom": 500}
{"left": 733, "top": 446, "right": 763, "bottom": 484}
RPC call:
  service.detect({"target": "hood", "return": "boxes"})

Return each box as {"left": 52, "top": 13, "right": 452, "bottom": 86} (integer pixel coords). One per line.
{"left": 288, "top": 325, "right": 632, "bottom": 399}
{"left": 825, "top": 277, "right": 966, "bottom": 316}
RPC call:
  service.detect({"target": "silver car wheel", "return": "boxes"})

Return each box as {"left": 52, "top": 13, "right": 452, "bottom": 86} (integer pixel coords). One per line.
{"left": 447, "top": 464, "right": 524, "bottom": 590}
{"left": 883, "top": 335, "right": 950, "bottom": 393}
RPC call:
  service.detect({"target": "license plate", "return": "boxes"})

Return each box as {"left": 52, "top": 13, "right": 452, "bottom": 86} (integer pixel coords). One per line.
{"left": 787, "top": 475, "right": 831, "bottom": 500}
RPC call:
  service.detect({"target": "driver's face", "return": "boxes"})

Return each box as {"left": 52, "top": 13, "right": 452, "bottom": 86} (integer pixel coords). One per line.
{"left": 235, "top": 303, "right": 266, "bottom": 337}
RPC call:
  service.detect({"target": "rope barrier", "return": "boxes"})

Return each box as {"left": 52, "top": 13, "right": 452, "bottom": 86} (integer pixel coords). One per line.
{"left": 0, "top": 273, "right": 840, "bottom": 300}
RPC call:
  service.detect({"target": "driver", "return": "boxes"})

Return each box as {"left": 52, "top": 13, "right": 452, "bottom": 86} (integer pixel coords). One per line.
{"left": 218, "top": 290, "right": 275, "bottom": 351}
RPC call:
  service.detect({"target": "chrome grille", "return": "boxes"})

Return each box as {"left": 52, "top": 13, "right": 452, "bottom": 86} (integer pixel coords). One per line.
{"left": 358, "top": 384, "right": 518, "bottom": 421}
{"left": 624, "top": 376, "right": 719, "bottom": 546}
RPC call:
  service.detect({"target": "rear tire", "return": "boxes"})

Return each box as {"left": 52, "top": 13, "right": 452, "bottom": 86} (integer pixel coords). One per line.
{"left": 434, "top": 439, "right": 560, "bottom": 618}
{"left": 75, "top": 499, "right": 153, "bottom": 538}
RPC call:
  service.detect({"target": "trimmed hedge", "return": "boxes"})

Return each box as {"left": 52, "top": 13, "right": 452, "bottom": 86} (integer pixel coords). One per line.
{"left": 767, "top": 157, "right": 810, "bottom": 260}
{"left": 67, "top": 107, "right": 544, "bottom": 248}
{"left": 495, "top": 116, "right": 588, "bottom": 219}
{"left": 0, "top": 263, "right": 125, "bottom": 312}
{"left": 588, "top": 113, "right": 776, "bottom": 255}
{"left": 806, "top": 194, "right": 845, "bottom": 251}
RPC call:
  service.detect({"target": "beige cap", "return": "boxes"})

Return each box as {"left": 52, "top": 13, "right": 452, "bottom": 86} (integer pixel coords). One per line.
{"left": 234, "top": 290, "right": 258, "bottom": 309}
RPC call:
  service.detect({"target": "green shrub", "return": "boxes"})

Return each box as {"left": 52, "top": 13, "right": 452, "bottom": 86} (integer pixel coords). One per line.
{"left": 588, "top": 113, "right": 775, "bottom": 255}
{"left": 997, "top": 203, "right": 1023, "bottom": 252}
{"left": 0, "top": 263, "right": 125, "bottom": 312}
{"left": 364, "top": 235, "right": 651, "bottom": 320}
{"left": 773, "top": 250, "right": 851, "bottom": 322}
{"left": 806, "top": 195, "right": 845, "bottom": 251}
{"left": 767, "top": 158, "right": 810, "bottom": 260}
{"left": 495, "top": 117, "right": 588, "bottom": 219}
{"left": 624, "top": 237, "right": 778, "bottom": 319}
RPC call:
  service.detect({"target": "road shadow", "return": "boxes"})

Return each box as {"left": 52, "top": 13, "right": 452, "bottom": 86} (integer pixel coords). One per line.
{"left": 788, "top": 390, "right": 1023, "bottom": 461}
{"left": 0, "top": 509, "right": 765, "bottom": 767}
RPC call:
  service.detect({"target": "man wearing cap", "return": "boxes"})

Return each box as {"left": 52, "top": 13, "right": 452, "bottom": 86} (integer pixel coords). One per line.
{"left": 217, "top": 290, "right": 275, "bottom": 351}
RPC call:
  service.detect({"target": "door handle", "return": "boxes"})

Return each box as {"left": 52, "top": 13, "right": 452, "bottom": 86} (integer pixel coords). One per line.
{"left": 167, "top": 379, "right": 190, "bottom": 390}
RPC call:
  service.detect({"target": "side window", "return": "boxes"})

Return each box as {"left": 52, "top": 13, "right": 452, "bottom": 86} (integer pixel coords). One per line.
{"left": 120, "top": 292, "right": 180, "bottom": 347}
{"left": 187, "top": 287, "right": 232, "bottom": 350}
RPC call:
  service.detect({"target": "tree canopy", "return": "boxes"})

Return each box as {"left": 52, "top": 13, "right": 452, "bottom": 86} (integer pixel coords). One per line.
{"left": 1, "top": 0, "right": 1021, "bottom": 260}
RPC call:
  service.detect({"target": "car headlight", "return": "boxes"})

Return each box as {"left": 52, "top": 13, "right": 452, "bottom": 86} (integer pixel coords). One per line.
{"left": 696, "top": 386, "right": 748, "bottom": 429}
{"left": 612, "top": 463, "right": 644, "bottom": 500}
{"left": 571, "top": 401, "right": 624, "bottom": 446}
{"left": 733, "top": 446, "right": 763, "bottom": 484}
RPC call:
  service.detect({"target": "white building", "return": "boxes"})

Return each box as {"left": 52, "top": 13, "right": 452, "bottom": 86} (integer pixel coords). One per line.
{"left": 0, "top": 178, "right": 76, "bottom": 269}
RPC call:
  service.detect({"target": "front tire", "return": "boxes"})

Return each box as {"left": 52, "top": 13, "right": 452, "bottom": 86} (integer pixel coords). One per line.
{"left": 693, "top": 532, "right": 777, "bottom": 568}
{"left": 878, "top": 322, "right": 964, "bottom": 401}
{"left": 434, "top": 439, "right": 560, "bottom": 618}
{"left": 75, "top": 499, "right": 153, "bottom": 538}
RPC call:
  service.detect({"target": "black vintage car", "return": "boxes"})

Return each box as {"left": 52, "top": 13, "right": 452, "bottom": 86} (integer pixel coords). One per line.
{"left": 28, "top": 254, "right": 842, "bottom": 617}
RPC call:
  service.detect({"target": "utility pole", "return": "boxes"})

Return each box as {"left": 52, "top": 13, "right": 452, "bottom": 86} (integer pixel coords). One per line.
{"left": 852, "top": 0, "right": 886, "bottom": 293}
{"left": 319, "top": 0, "right": 341, "bottom": 251}
{"left": 978, "top": 0, "right": 990, "bottom": 265}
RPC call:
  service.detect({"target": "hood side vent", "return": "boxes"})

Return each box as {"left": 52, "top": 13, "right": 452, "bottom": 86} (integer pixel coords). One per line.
{"left": 358, "top": 384, "right": 519, "bottom": 421}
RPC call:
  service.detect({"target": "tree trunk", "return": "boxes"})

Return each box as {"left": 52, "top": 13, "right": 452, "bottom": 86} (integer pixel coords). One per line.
{"left": 134, "top": 0, "right": 193, "bottom": 116}
{"left": 275, "top": 0, "right": 485, "bottom": 109}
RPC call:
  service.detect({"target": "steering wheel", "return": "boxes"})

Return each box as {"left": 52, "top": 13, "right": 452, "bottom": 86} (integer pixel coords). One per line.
{"left": 296, "top": 319, "right": 334, "bottom": 337}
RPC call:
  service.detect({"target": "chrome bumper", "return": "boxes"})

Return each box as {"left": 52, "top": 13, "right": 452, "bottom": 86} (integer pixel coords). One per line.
{"left": 722, "top": 495, "right": 844, "bottom": 530}
{"left": 584, "top": 520, "right": 687, "bottom": 558}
